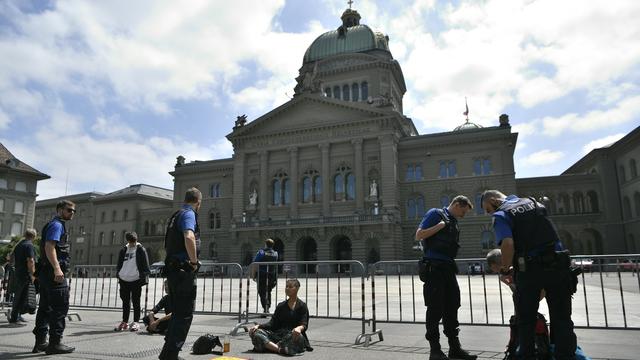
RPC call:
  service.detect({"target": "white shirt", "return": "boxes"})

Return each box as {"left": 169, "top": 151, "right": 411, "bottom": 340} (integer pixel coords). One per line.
{"left": 118, "top": 245, "right": 140, "bottom": 282}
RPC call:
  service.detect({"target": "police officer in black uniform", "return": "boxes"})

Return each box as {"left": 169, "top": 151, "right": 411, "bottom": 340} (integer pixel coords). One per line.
{"left": 159, "top": 187, "right": 201, "bottom": 360}
{"left": 481, "top": 190, "right": 577, "bottom": 360}
{"left": 416, "top": 195, "right": 476, "bottom": 360}
{"left": 33, "top": 199, "right": 76, "bottom": 354}
{"left": 252, "top": 238, "right": 279, "bottom": 314}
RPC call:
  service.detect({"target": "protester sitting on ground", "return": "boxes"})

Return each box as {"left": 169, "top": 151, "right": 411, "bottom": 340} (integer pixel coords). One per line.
{"left": 144, "top": 280, "right": 172, "bottom": 334}
{"left": 249, "top": 278, "right": 313, "bottom": 356}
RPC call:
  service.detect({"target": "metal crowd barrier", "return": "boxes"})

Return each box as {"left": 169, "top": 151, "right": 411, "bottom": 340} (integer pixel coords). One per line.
{"left": 367, "top": 254, "right": 640, "bottom": 340}
{"left": 234, "top": 260, "right": 380, "bottom": 345}
{"left": 70, "top": 263, "right": 245, "bottom": 324}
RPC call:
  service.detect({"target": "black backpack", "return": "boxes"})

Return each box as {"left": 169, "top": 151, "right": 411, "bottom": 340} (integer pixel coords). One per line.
{"left": 191, "top": 333, "right": 222, "bottom": 355}
{"left": 504, "top": 313, "right": 551, "bottom": 360}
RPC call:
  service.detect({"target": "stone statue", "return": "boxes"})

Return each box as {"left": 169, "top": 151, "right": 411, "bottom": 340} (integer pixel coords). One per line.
{"left": 301, "top": 62, "right": 322, "bottom": 93}
{"left": 234, "top": 114, "right": 247, "bottom": 129}
{"left": 249, "top": 189, "right": 258, "bottom": 206}
{"left": 369, "top": 179, "right": 378, "bottom": 198}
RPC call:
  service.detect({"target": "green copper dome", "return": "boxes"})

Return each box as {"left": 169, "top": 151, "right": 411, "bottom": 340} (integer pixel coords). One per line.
{"left": 303, "top": 24, "right": 390, "bottom": 63}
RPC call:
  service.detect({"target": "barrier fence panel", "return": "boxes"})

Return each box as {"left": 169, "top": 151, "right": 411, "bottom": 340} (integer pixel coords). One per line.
{"left": 241, "top": 260, "right": 377, "bottom": 345}
{"left": 368, "top": 255, "right": 640, "bottom": 335}
{"left": 71, "top": 263, "right": 245, "bottom": 323}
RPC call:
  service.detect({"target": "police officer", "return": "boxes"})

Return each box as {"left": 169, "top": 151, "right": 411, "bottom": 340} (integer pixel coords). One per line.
{"left": 481, "top": 190, "right": 576, "bottom": 360}
{"left": 253, "top": 238, "right": 278, "bottom": 314}
{"left": 159, "top": 187, "right": 201, "bottom": 360}
{"left": 416, "top": 195, "right": 476, "bottom": 360}
{"left": 33, "top": 200, "right": 76, "bottom": 354}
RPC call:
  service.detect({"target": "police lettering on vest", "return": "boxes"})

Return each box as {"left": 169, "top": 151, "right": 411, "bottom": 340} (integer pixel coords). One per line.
{"left": 422, "top": 209, "right": 461, "bottom": 261}
{"left": 259, "top": 248, "right": 278, "bottom": 275}
{"left": 497, "top": 197, "right": 560, "bottom": 257}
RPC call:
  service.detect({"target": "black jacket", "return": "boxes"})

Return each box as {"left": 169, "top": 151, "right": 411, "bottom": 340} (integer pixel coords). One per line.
{"left": 116, "top": 243, "right": 151, "bottom": 284}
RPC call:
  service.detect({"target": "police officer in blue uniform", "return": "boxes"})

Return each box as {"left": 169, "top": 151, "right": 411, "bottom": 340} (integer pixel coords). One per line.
{"left": 416, "top": 195, "right": 477, "bottom": 360}
{"left": 481, "top": 190, "right": 576, "bottom": 360}
{"left": 253, "top": 238, "right": 279, "bottom": 314}
{"left": 159, "top": 188, "right": 201, "bottom": 360}
{"left": 32, "top": 200, "right": 76, "bottom": 354}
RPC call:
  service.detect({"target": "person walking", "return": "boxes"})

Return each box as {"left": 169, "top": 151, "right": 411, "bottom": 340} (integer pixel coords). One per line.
{"left": 252, "top": 238, "right": 278, "bottom": 314}
{"left": 481, "top": 190, "right": 577, "bottom": 360}
{"left": 159, "top": 187, "right": 201, "bottom": 360}
{"left": 115, "top": 231, "right": 150, "bottom": 332}
{"left": 8, "top": 229, "right": 37, "bottom": 325}
{"left": 416, "top": 195, "right": 477, "bottom": 360}
{"left": 32, "top": 199, "right": 76, "bottom": 354}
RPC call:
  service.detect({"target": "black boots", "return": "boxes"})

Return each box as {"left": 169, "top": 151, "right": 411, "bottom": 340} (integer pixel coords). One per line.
{"left": 32, "top": 335, "right": 48, "bottom": 353}
{"left": 447, "top": 337, "right": 477, "bottom": 360}
{"left": 45, "top": 339, "right": 75, "bottom": 355}
{"left": 428, "top": 340, "right": 450, "bottom": 360}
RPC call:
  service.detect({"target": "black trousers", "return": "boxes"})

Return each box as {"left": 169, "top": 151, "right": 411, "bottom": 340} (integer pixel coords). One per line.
{"left": 159, "top": 270, "right": 196, "bottom": 360}
{"left": 9, "top": 279, "right": 28, "bottom": 322}
{"left": 256, "top": 272, "right": 276, "bottom": 311}
{"left": 515, "top": 263, "right": 576, "bottom": 360}
{"left": 144, "top": 314, "right": 170, "bottom": 334}
{"left": 119, "top": 280, "right": 143, "bottom": 322}
{"left": 423, "top": 262, "right": 460, "bottom": 342}
{"left": 33, "top": 276, "right": 69, "bottom": 344}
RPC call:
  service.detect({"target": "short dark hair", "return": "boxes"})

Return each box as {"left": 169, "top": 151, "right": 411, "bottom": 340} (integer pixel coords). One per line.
{"left": 125, "top": 231, "right": 138, "bottom": 242}
{"left": 184, "top": 187, "right": 202, "bottom": 203}
{"left": 286, "top": 278, "right": 301, "bottom": 289}
{"left": 450, "top": 195, "right": 473, "bottom": 209}
{"left": 265, "top": 238, "right": 275, "bottom": 248}
{"left": 56, "top": 199, "right": 75, "bottom": 211}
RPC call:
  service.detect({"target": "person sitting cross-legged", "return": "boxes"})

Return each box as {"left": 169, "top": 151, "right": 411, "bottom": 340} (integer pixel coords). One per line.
{"left": 249, "top": 278, "right": 313, "bottom": 356}
{"left": 143, "top": 280, "right": 172, "bottom": 334}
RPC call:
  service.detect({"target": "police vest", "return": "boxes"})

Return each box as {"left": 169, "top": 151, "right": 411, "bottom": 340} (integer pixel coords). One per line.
{"left": 259, "top": 248, "right": 278, "bottom": 275}
{"left": 422, "top": 209, "right": 460, "bottom": 260}
{"left": 498, "top": 197, "right": 559, "bottom": 257}
{"left": 164, "top": 208, "right": 200, "bottom": 260}
{"left": 40, "top": 218, "right": 70, "bottom": 273}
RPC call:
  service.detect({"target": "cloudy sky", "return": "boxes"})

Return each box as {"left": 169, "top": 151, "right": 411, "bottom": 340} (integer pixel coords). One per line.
{"left": 1, "top": 0, "right": 639, "bottom": 200}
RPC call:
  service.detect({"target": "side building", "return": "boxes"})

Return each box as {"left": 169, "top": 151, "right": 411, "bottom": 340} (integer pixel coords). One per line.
{"left": 1, "top": 142, "right": 50, "bottom": 240}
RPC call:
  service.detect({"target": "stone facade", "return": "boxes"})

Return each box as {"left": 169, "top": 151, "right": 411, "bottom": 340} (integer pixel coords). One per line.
{"left": 0, "top": 143, "right": 49, "bottom": 241}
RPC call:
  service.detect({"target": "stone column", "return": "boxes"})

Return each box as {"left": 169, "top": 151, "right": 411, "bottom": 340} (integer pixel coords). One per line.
{"left": 259, "top": 150, "right": 269, "bottom": 220}
{"left": 379, "top": 135, "right": 398, "bottom": 211}
{"left": 232, "top": 152, "right": 245, "bottom": 219}
{"left": 352, "top": 138, "right": 364, "bottom": 212}
{"left": 319, "top": 143, "right": 330, "bottom": 216}
{"left": 288, "top": 146, "right": 299, "bottom": 218}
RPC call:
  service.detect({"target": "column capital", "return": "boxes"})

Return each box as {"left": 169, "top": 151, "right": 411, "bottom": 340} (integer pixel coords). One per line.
{"left": 258, "top": 150, "right": 269, "bottom": 158}
{"left": 318, "top": 142, "right": 330, "bottom": 151}
{"left": 287, "top": 146, "right": 299, "bottom": 154}
{"left": 351, "top": 138, "right": 363, "bottom": 147}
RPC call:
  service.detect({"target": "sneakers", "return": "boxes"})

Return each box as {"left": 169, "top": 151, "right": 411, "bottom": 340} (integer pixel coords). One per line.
{"left": 18, "top": 315, "right": 27, "bottom": 322}
{"left": 114, "top": 321, "right": 129, "bottom": 331}
{"left": 130, "top": 322, "right": 139, "bottom": 331}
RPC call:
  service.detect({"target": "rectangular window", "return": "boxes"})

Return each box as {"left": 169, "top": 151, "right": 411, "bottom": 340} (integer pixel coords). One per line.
{"left": 439, "top": 161, "right": 456, "bottom": 178}
{"left": 11, "top": 222, "right": 22, "bottom": 236}
{"left": 474, "top": 158, "right": 492, "bottom": 175}
{"left": 0, "top": 178, "right": 6, "bottom": 189}
{"left": 405, "top": 165, "right": 415, "bottom": 181}
{"left": 415, "top": 164, "right": 423, "bottom": 180}
{"left": 0, "top": 199, "right": 4, "bottom": 212}
{"left": 483, "top": 159, "right": 491, "bottom": 175}
{"left": 439, "top": 161, "right": 447, "bottom": 178}
{"left": 15, "top": 181, "right": 27, "bottom": 192}
{"left": 14, "top": 200, "right": 24, "bottom": 214}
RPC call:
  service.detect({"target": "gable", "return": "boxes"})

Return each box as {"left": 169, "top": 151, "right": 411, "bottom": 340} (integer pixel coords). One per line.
{"left": 229, "top": 94, "right": 392, "bottom": 139}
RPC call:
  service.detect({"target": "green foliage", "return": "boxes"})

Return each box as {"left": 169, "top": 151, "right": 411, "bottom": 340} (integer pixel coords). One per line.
{"left": 0, "top": 235, "right": 42, "bottom": 265}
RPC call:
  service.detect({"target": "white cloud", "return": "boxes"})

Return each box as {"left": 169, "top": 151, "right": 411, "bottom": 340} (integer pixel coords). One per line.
{"left": 0, "top": 108, "right": 9, "bottom": 129}
{"left": 521, "top": 149, "right": 564, "bottom": 166}
{"left": 582, "top": 133, "right": 626, "bottom": 154}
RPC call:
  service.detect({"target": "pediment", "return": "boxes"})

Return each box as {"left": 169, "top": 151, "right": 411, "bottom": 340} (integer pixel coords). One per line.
{"left": 228, "top": 94, "right": 394, "bottom": 140}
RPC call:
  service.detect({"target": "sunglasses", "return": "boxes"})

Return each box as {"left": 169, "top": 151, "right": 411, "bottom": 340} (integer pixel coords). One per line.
{"left": 65, "top": 208, "right": 77, "bottom": 214}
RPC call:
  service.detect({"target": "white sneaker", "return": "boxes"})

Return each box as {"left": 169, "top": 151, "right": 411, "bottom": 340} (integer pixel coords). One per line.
{"left": 114, "top": 321, "right": 128, "bottom": 331}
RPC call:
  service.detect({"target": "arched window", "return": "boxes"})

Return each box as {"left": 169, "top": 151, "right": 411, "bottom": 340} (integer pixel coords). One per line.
{"left": 144, "top": 221, "right": 150, "bottom": 235}
{"left": 346, "top": 173, "right": 355, "bottom": 200}
{"left": 361, "top": 81, "right": 368, "bottom": 100}
{"left": 313, "top": 176, "right": 322, "bottom": 202}
{"left": 111, "top": 231, "right": 116, "bottom": 244}
{"left": 440, "top": 195, "right": 450, "bottom": 208}
{"left": 573, "top": 192, "right": 584, "bottom": 213}
{"left": 415, "top": 164, "right": 423, "bottom": 180}
{"left": 333, "top": 85, "right": 341, "bottom": 100}
{"left": 324, "top": 87, "right": 332, "bottom": 97}
{"left": 273, "top": 179, "right": 281, "bottom": 205}
{"left": 112, "top": 210, "right": 117, "bottom": 222}
{"left": 630, "top": 159, "right": 638, "bottom": 179}
{"left": 334, "top": 173, "right": 344, "bottom": 200}
{"left": 215, "top": 212, "right": 221, "bottom": 229}
{"left": 634, "top": 192, "right": 640, "bottom": 218}
{"left": 283, "top": 179, "right": 291, "bottom": 205}
{"left": 210, "top": 183, "right": 221, "bottom": 198}
{"left": 586, "top": 191, "right": 598, "bottom": 212}
{"left": 481, "top": 231, "right": 495, "bottom": 250}
{"left": 210, "top": 242, "right": 218, "bottom": 259}
{"left": 99, "top": 232, "right": 105, "bottom": 245}
{"left": 342, "top": 84, "right": 350, "bottom": 101}
{"left": 351, "top": 83, "right": 359, "bottom": 101}
{"left": 623, "top": 196, "right": 632, "bottom": 219}
{"left": 209, "top": 212, "right": 216, "bottom": 229}
{"left": 121, "top": 230, "right": 127, "bottom": 242}
{"left": 407, "top": 199, "right": 416, "bottom": 219}
{"left": 619, "top": 165, "right": 626, "bottom": 183}
{"left": 302, "top": 177, "right": 312, "bottom": 203}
